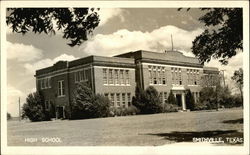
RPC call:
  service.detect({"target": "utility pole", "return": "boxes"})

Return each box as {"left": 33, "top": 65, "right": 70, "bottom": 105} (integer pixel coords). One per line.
{"left": 19, "top": 97, "right": 21, "bottom": 121}
{"left": 171, "top": 34, "right": 174, "bottom": 51}
{"left": 221, "top": 70, "right": 226, "bottom": 87}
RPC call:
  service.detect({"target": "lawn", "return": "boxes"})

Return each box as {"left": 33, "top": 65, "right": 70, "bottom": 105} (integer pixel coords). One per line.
{"left": 7, "top": 108, "right": 243, "bottom": 146}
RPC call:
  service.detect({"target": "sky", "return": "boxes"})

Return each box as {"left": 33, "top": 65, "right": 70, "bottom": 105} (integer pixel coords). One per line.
{"left": 6, "top": 8, "right": 243, "bottom": 117}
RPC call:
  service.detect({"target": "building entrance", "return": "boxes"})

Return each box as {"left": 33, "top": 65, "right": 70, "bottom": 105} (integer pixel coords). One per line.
{"left": 176, "top": 94, "right": 182, "bottom": 107}
{"left": 171, "top": 87, "right": 187, "bottom": 111}
{"left": 56, "top": 106, "right": 65, "bottom": 119}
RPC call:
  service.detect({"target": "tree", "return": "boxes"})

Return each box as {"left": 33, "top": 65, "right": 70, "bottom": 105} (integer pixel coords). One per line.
{"left": 6, "top": 8, "right": 100, "bottom": 47}
{"left": 199, "top": 87, "right": 217, "bottom": 110}
{"left": 132, "top": 85, "right": 162, "bottom": 114}
{"left": 22, "top": 91, "right": 50, "bottom": 122}
{"left": 71, "top": 82, "right": 110, "bottom": 119}
{"left": 185, "top": 89, "right": 195, "bottom": 111}
{"left": 179, "top": 8, "right": 242, "bottom": 64}
{"left": 132, "top": 85, "right": 146, "bottom": 113}
{"left": 231, "top": 68, "right": 243, "bottom": 103}
{"left": 144, "top": 86, "right": 162, "bottom": 114}
{"left": 7, "top": 112, "right": 12, "bottom": 120}
{"left": 166, "top": 90, "right": 177, "bottom": 105}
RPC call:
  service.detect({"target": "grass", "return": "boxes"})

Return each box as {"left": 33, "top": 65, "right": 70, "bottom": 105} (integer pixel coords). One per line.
{"left": 7, "top": 108, "right": 243, "bottom": 146}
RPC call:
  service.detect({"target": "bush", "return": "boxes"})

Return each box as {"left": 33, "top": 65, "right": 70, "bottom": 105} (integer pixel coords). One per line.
{"left": 132, "top": 85, "right": 162, "bottom": 114}
{"left": 22, "top": 91, "right": 50, "bottom": 122}
{"left": 71, "top": 82, "right": 110, "bottom": 119}
{"left": 7, "top": 112, "right": 12, "bottom": 120}
{"left": 109, "top": 105, "right": 140, "bottom": 117}
{"left": 163, "top": 104, "right": 178, "bottom": 113}
{"left": 194, "top": 102, "right": 207, "bottom": 111}
{"left": 167, "top": 91, "right": 177, "bottom": 105}
{"left": 185, "top": 89, "right": 195, "bottom": 111}
{"left": 92, "top": 94, "right": 110, "bottom": 118}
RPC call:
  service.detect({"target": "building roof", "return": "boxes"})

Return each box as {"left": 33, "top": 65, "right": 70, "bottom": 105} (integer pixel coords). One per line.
{"left": 115, "top": 50, "right": 203, "bottom": 68}
{"left": 35, "top": 55, "right": 135, "bottom": 76}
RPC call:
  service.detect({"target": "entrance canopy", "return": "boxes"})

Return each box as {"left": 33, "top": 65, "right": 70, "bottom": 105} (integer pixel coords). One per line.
{"left": 171, "top": 86, "right": 186, "bottom": 91}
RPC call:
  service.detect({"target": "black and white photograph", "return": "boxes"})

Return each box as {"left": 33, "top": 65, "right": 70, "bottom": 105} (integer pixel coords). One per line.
{"left": 1, "top": 1, "right": 249, "bottom": 155}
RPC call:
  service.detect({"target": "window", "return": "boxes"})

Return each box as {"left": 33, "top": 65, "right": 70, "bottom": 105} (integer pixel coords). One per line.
{"left": 75, "top": 70, "right": 85, "bottom": 83}
{"left": 110, "top": 93, "right": 115, "bottom": 106}
{"left": 45, "top": 100, "right": 49, "bottom": 109}
{"left": 127, "top": 93, "right": 131, "bottom": 106}
{"left": 58, "top": 80, "right": 65, "bottom": 97}
{"left": 40, "top": 77, "right": 51, "bottom": 89}
{"left": 103, "top": 69, "right": 108, "bottom": 84}
{"left": 158, "top": 70, "right": 161, "bottom": 84}
{"left": 153, "top": 69, "right": 157, "bottom": 84}
{"left": 48, "top": 78, "right": 51, "bottom": 88}
{"left": 125, "top": 70, "right": 130, "bottom": 85}
{"left": 162, "top": 69, "right": 166, "bottom": 85}
{"left": 41, "top": 79, "right": 45, "bottom": 89}
{"left": 120, "top": 70, "right": 124, "bottom": 84}
{"left": 114, "top": 70, "right": 119, "bottom": 85}
{"left": 75, "top": 72, "right": 79, "bottom": 82}
{"left": 164, "top": 92, "right": 168, "bottom": 102}
{"left": 116, "top": 93, "right": 120, "bottom": 107}
{"left": 108, "top": 69, "right": 113, "bottom": 84}
{"left": 178, "top": 69, "right": 182, "bottom": 85}
{"left": 80, "top": 70, "right": 84, "bottom": 81}
{"left": 84, "top": 69, "right": 88, "bottom": 81}
{"left": 104, "top": 93, "right": 109, "bottom": 98}
{"left": 149, "top": 70, "right": 153, "bottom": 84}
{"left": 122, "top": 93, "right": 126, "bottom": 107}
{"left": 45, "top": 78, "right": 49, "bottom": 88}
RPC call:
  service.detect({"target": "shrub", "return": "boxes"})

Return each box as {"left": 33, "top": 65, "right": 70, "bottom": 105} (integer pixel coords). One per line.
{"left": 185, "top": 89, "right": 195, "bottom": 111}
{"left": 109, "top": 105, "right": 140, "bottom": 116}
{"left": 71, "top": 82, "right": 110, "bottom": 119}
{"left": 22, "top": 91, "right": 50, "bottom": 122}
{"left": 167, "top": 91, "right": 177, "bottom": 105}
{"left": 194, "top": 102, "right": 207, "bottom": 111}
{"left": 163, "top": 104, "right": 178, "bottom": 113}
{"left": 7, "top": 112, "right": 12, "bottom": 120}
{"left": 133, "top": 85, "right": 162, "bottom": 114}
{"left": 92, "top": 94, "right": 110, "bottom": 118}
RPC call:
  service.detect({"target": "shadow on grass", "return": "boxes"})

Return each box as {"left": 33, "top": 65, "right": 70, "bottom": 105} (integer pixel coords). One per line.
{"left": 222, "top": 118, "right": 243, "bottom": 124}
{"left": 144, "top": 130, "right": 243, "bottom": 144}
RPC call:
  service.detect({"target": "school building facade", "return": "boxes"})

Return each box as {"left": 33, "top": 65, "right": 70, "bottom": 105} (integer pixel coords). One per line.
{"left": 35, "top": 50, "right": 219, "bottom": 119}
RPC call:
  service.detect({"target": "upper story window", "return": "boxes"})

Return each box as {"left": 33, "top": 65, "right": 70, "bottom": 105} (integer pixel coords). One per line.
{"left": 58, "top": 80, "right": 65, "bottom": 97}
{"left": 171, "top": 67, "right": 182, "bottom": 85}
{"left": 39, "top": 77, "right": 51, "bottom": 89}
{"left": 187, "top": 69, "right": 200, "bottom": 85}
{"left": 103, "top": 69, "right": 108, "bottom": 84}
{"left": 75, "top": 70, "right": 87, "bottom": 83}
{"left": 125, "top": 70, "right": 130, "bottom": 85}
{"left": 149, "top": 65, "right": 166, "bottom": 85}
{"left": 108, "top": 69, "right": 114, "bottom": 84}
{"left": 103, "top": 68, "right": 130, "bottom": 86}
{"left": 114, "top": 70, "right": 119, "bottom": 85}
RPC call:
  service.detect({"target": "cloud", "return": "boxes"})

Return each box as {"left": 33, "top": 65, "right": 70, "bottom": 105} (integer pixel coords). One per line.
{"left": 98, "top": 8, "right": 125, "bottom": 26}
{"left": 81, "top": 25, "right": 203, "bottom": 56}
{"left": 24, "top": 54, "right": 78, "bottom": 75}
{"left": 7, "top": 41, "right": 43, "bottom": 62}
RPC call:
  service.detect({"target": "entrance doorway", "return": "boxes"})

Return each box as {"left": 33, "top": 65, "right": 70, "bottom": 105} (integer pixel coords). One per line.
{"left": 56, "top": 106, "right": 65, "bottom": 119}
{"left": 176, "top": 94, "right": 182, "bottom": 107}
